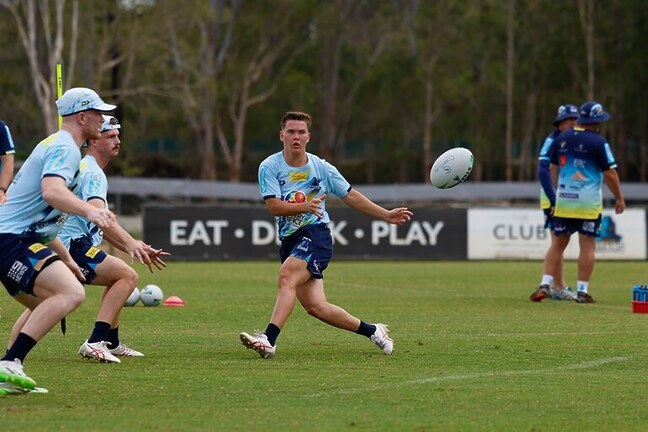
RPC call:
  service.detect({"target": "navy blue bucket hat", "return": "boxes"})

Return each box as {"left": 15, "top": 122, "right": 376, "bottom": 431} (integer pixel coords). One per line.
{"left": 552, "top": 104, "right": 579, "bottom": 126}
{"left": 577, "top": 101, "right": 610, "bottom": 124}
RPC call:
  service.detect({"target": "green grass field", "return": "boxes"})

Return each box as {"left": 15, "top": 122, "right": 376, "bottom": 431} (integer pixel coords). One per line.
{"left": 2, "top": 261, "right": 648, "bottom": 431}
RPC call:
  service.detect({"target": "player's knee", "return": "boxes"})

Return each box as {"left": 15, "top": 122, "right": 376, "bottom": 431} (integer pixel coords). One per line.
{"left": 66, "top": 283, "right": 86, "bottom": 310}
{"left": 124, "top": 266, "right": 139, "bottom": 288}
{"left": 304, "top": 302, "right": 327, "bottom": 319}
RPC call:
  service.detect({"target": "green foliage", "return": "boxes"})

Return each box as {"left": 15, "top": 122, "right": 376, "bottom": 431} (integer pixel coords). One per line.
{"left": 2, "top": 261, "right": 648, "bottom": 430}
{"left": 1, "top": 1, "right": 647, "bottom": 182}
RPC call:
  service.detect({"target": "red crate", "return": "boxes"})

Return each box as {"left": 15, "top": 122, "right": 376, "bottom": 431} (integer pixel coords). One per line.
{"left": 632, "top": 301, "right": 648, "bottom": 313}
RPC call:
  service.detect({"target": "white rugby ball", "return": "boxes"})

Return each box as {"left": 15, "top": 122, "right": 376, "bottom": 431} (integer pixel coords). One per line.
{"left": 140, "top": 284, "right": 164, "bottom": 307}
{"left": 124, "top": 287, "right": 140, "bottom": 307}
{"left": 430, "top": 147, "right": 474, "bottom": 189}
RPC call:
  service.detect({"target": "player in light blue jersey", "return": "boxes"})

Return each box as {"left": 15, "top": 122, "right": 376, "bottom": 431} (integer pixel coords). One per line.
{"left": 240, "top": 111, "right": 412, "bottom": 358}
{"left": 0, "top": 88, "right": 117, "bottom": 394}
{"left": 546, "top": 101, "right": 625, "bottom": 304}
{"left": 10, "top": 116, "right": 168, "bottom": 365}
{"left": 0, "top": 119, "right": 15, "bottom": 205}
{"left": 530, "top": 104, "right": 578, "bottom": 302}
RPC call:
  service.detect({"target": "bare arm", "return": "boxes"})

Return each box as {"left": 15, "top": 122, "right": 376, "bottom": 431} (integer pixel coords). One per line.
{"left": 0, "top": 153, "right": 14, "bottom": 204}
{"left": 47, "top": 237, "right": 85, "bottom": 282}
{"left": 341, "top": 189, "right": 412, "bottom": 225}
{"left": 42, "top": 176, "right": 116, "bottom": 229}
{"left": 603, "top": 168, "right": 625, "bottom": 214}
{"left": 85, "top": 199, "right": 168, "bottom": 272}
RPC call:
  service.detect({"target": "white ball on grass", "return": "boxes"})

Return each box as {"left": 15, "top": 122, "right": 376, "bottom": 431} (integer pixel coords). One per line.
{"left": 140, "top": 284, "right": 164, "bottom": 307}
{"left": 124, "top": 287, "right": 140, "bottom": 307}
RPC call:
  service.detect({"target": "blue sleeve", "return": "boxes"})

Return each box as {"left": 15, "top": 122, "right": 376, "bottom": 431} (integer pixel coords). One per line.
{"left": 258, "top": 159, "right": 281, "bottom": 200}
{"left": 538, "top": 159, "right": 555, "bottom": 206}
{"left": 0, "top": 121, "right": 15, "bottom": 155}
{"left": 324, "top": 160, "right": 351, "bottom": 198}
{"left": 43, "top": 144, "right": 79, "bottom": 187}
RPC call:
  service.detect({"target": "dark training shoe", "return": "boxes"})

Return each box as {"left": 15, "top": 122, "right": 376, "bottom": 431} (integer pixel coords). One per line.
{"left": 576, "top": 291, "right": 595, "bottom": 304}
{"left": 530, "top": 284, "right": 550, "bottom": 302}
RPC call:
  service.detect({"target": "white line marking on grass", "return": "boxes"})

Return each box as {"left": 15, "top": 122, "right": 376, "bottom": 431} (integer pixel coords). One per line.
{"left": 306, "top": 356, "right": 629, "bottom": 398}
{"left": 446, "top": 331, "right": 641, "bottom": 338}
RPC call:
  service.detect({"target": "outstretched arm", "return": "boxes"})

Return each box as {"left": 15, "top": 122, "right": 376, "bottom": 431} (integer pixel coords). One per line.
{"left": 341, "top": 189, "right": 412, "bottom": 225}
{"left": 86, "top": 198, "right": 169, "bottom": 272}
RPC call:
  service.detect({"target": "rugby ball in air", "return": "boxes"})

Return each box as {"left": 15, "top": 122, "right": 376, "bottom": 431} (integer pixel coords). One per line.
{"left": 429, "top": 147, "right": 474, "bottom": 189}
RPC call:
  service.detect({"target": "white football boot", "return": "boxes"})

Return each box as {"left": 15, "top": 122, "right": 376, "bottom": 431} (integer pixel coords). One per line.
{"left": 240, "top": 332, "right": 276, "bottom": 359}
{"left": 78, "top": 340, "right": 121, "bottom": 363}
{"left": 109, "top": 343, "right": 144, "bottom": 357}
{"left": 370, "top": 323, "right": 394, "bottom": 355}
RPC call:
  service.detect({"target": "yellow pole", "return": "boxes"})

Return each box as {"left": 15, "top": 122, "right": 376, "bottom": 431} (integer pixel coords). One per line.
{"left": 56, "top": 64, "right": 63, "bottom": 128}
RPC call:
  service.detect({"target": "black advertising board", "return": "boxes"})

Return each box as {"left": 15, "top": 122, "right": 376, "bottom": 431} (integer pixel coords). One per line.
{"left": 143, "top": 206, "right": 467, "bottom": 260}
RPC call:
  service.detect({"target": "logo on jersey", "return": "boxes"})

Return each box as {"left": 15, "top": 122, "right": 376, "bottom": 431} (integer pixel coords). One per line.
{"left": 285, "top": 191, "right": 307, "bottom": 203}
{"left": 8, "top": 261, "right": 29, "bottom": 283}
{"left": 45, "top": 146, "right": 69, "bottom": 171}
{"left": 571, "top": 171, "right": 587, "bottom": 181}
{"left": 289, "top": 171, "right": 308, "bottom": 182}
{"left": 87, "top": 174, "right": 102, "bottom": 195}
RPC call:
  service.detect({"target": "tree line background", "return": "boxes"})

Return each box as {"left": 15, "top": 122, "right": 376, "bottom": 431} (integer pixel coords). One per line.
{"left": 0, "top": 0, "right": 646, "bottom": 185}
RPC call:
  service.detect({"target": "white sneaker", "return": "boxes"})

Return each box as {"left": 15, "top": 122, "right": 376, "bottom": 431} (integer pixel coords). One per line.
{"left": 0, "top": 359, "right": 36, "bottom": 390}
{"left": 109, "top": 343, "right": 144, "bottom": 357}
{"left": 370, "top": 323, "right": 393, "bottom": 355}
{"left": 78, "top": 340, "right": 121, "bottom": 363}
{"left": 550, "top": 286, "right": 578, "bottom": 301}
{"left": 240, "top": 332, "right": 276, "bottom": 359}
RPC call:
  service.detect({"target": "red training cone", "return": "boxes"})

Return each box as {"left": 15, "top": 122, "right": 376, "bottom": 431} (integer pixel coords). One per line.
{"left": 162, "top": 296, "right": 185, "bottom": 307}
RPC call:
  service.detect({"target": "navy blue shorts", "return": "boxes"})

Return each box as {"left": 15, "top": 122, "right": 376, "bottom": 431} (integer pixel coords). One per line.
{"left": 280, "top": 224, "right": 333, "bottom": 279}
{"left": 0, "top": 233, "right": 60, "bottom": 296}
{"left": 542, "top": 208, "right": 554, "bottom": 230}
{"left": 68, "top": 236, "right": 108, "bottom": 285}
{"left": 552, "top": 215, "right": 601, "bottom": 238}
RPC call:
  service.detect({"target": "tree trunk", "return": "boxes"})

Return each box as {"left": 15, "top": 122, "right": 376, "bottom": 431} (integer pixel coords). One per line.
{"left": 504, "top": 0, "right": 515, "bottom": 182}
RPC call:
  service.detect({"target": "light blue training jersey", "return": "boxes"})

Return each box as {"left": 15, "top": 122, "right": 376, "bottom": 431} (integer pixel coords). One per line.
{"left": 0, "top": 131, "right": 80, "bottom": 242}
{"left": 59, "top": 155, "right": 107, "bottom": 248}
{"left": 258, "top": 151, "right": 351, "bottom": 241}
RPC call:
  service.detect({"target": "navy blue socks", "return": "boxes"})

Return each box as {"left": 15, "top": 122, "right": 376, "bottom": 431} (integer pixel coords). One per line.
{"left": 3, "top": 332, "right": 37, "bottom": 363}
{"left": 88, "top": 321, "right": 111, "bottom": 344}
{"left": 264, "top": 323, "right": 281, "bottom": 346}
{"left": 356, "top": 321, "right": 377, "bottom": 338}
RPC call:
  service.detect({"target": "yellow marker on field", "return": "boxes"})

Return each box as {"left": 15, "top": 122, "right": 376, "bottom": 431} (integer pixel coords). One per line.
{"left": 56, "top": 63, "right": 63, "bottom": 128}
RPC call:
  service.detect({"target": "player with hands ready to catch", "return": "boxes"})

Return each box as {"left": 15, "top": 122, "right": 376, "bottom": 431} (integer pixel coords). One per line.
{"left": 0, "top": 88, "right": 117, "bottom": 395}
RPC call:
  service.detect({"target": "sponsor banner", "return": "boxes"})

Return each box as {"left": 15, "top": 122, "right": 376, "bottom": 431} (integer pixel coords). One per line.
{"left": 143, "top": 206, "right": 467, "bottom": 260}
{"left": 468, "top": 208, "right": 646, "bottom": 260}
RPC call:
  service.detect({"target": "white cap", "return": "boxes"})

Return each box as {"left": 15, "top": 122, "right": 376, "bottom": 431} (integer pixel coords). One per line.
{"left": 100, "top": 115, "right": 121, "bottom": 133}
{"left": 56, "top": 87, "right": 117, "bottom": 116}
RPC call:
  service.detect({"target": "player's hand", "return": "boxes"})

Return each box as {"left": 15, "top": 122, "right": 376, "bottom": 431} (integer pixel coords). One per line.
{"left": 305, "top": 194, "right": 326, "bottom": 218}
{"left": 87, "top": 208, "right": 117, "bottom": 230}
{"left": 146, "top": 248, "right": 170, "bottom": 273}
{"left": 386, "top": 207, "right": 413, "bottom": 225}
{"left": 62, "top": 256, "right": 85, "bottom": 282}
{"left": 615, "top": 198, "right": 625, "bottom": 214}
{"left": 0, "top": 190, "right": 6, "bottom": 205}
